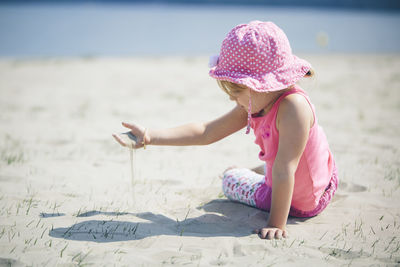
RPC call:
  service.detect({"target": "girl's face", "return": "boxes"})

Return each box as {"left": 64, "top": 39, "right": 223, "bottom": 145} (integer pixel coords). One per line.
{"left": 218, "top": 80, "right": 274, "bottom": 114}
{"left": 229, "top": 86, "right": 278, "bottom": 115}
{"left": 229, "top": 87, "right": 251, "bottom": 110}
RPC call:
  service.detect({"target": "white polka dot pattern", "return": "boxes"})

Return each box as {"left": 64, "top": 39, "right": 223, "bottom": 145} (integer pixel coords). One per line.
{"left": 209, "top": 21, "right": 312, "bottom": 92}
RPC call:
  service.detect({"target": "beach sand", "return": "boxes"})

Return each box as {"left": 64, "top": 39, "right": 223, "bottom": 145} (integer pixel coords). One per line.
{"left": 0, "top": 54, "right": 399, "bottom": 266}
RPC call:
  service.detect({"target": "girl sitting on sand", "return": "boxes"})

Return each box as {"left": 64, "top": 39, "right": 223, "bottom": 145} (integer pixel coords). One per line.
{"left": 113, "top": 21, "right": 338, "bottom": 240}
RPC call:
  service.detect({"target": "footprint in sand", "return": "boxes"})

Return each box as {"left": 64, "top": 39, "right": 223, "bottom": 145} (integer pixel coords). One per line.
{"left": 339, "top": 181, "right": 367, "bottom": 192}
{"left": 333, "top": 181, "right": 367, "bottom": 203}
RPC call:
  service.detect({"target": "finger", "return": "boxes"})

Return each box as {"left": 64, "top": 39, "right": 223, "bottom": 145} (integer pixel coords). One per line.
{"left": 122, "top": 122, "right": 142, "bottom": 134}
{"left": 260, "top": 229, "right": 269, "bottom": 239}
{"left": 266, "top": 230, "right": 275, "bottom": 240}
{"left": 112, "top": 133, "right": 127, "bottom": 147}
{"left": 282, "top": 230, "right": 288, "bottom": 238}
{"left": 274, "top": 230, "right": 283, "bottom": 239}
{"left": 113, "top": 134, "right": 127, "bottom": 146}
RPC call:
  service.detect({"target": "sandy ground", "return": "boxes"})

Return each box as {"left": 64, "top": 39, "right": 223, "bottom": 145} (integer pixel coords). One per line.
{"left": 0, "top": 54, "right": 399, "bottom": 266}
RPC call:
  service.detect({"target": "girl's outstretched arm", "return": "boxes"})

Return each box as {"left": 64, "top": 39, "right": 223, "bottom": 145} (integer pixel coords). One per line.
{"left": 113, "top": 104, "right": 247, "bottom": 148}
{"left": 256, "top": 94, "right": 313, "bottom": 239}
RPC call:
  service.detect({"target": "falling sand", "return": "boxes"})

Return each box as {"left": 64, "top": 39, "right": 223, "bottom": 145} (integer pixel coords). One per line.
{"left": 120, "top": 132, "right": 138, "bottom": 203}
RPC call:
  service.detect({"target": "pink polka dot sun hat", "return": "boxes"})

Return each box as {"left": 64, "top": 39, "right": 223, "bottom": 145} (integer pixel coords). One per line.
{"left": 209, "top": 21, "right": 312, "bottom": 92}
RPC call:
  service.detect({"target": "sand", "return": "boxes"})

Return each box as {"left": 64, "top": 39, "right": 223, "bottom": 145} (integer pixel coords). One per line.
{"left": 0, "top": 54, "right": 399, "bottom": 266}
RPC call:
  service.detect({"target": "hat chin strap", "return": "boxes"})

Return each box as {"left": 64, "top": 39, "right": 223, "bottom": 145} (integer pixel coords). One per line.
{"left": 245, "top": 93, "right": 252, "bottom": 134}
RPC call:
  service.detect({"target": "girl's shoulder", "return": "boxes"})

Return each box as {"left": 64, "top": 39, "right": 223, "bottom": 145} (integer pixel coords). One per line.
{"left": 277, "top": 93, "right": 315, "bottom": 130}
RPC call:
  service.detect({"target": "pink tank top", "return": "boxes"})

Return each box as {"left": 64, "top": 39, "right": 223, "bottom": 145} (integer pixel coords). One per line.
{"left": 250, "top": 85, "right": 334, "bottom": 212}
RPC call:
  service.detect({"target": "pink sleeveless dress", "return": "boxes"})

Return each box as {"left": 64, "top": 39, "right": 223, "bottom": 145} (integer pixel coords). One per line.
{"left": 250, "top": 85, "right": 338, "bottom": 217}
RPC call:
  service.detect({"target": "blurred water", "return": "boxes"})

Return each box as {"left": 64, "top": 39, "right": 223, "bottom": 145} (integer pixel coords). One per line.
{"left": 0, "top": 3, "right": 399, "bottom": 57}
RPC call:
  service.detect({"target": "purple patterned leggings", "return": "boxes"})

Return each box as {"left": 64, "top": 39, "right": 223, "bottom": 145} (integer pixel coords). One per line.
{"left": 222, "top": 164, "right": 338, "bottom": 218}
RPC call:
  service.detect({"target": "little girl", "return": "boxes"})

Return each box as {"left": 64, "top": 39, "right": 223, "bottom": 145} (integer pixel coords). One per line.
{"left": 113, "top": 21, "right": 338, "bottom": 240}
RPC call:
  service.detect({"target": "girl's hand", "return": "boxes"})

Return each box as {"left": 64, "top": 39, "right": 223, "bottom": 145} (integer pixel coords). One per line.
{"left": 112, "top": 122, "right": 150, "bottom": 149}
{"left": 254, "top": 227, "right": 288, "bottom": 240}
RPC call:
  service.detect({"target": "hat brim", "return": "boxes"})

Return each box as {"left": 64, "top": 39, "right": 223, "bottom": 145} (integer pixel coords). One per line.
{"left": 209, "top": 55, "right": 311, "bottom": 92}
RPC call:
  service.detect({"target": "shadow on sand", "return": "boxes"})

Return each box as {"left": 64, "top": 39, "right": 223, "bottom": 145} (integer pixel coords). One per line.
{"left": 48, "top": 199, "right": 310, "bottom": 242}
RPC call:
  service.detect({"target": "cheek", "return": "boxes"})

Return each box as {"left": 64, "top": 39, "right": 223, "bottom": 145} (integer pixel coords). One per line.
{"left": 238, "top": 96, "right": 249, "bottom": 105}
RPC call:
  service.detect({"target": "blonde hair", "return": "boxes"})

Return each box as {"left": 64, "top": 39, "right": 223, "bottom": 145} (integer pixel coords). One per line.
{"left": 217, "top": 69, "right": 315, "bottom": 96}
{"left": 216, "top": 80, "right": 249, "bottom": 97}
